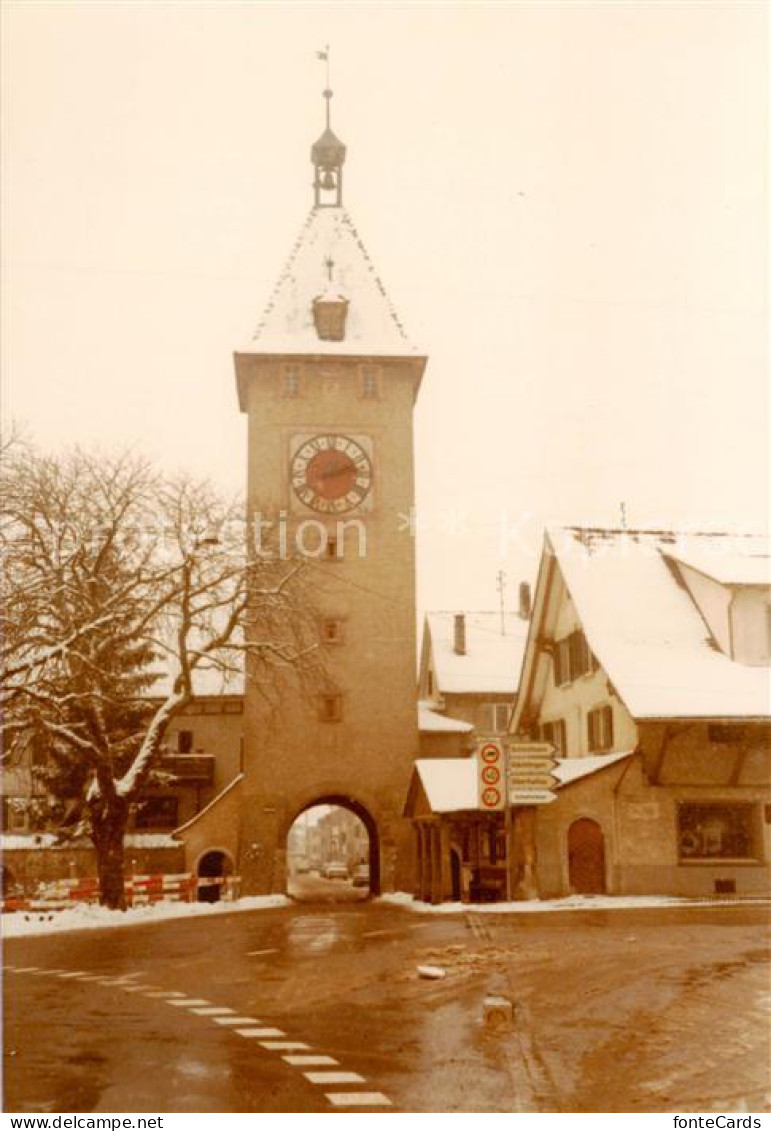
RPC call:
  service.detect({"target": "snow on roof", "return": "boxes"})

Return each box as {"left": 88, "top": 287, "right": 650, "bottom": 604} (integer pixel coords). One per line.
{"left": 413, "top": 758, "right": 478, "bottom": 812}
{"left": 147, "top": 665, "right": 244, "bottom": 700}
{"left": 426, "top": 612, "right": 529, "bottom": 695}
{"left": 555, "top": 750, "right": 634, "bottom": 788}
{"left": 239, "top": 207, "right": 422, "bottom": 357}
{"left": 418, "top": 702, "right": 474, "bottom": 734}
{"left": 669, "top": 539, "right": 771, "bottom": 586}
{"left": 550, "top": 528, "right": 771, "bottom": 719}
{"left": 412, "top": 751, "right": 633, "bottom": 813}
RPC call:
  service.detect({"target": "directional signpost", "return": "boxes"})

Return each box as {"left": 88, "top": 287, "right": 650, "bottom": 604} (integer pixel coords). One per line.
{"left": 507, "top": 741, "right": 559, "bottom": 806}
{"left": 474, "top": 738, "right": 560, "bottom": 902}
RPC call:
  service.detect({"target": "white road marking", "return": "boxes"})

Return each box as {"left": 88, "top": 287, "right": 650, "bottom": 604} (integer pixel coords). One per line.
{"left": 123, "top": 985, "right": 160, "bottom": 993}
{"left": 213, "top": 1016, "right": 262, "bottom": 1026}
{"left": 362, "top": 929, "right": 395, "bottom": 939}
{"left": 144, "top": 991, "right": 187, "bottom": 999}
{"left": 283, "top": 1055, "right": 339, "bottom": 1067}
{"left": 169, "top": 998, "right": 210, "bottom": 1007}
{"left": 326, "top": 1093, "right": 392, "bottom": 1107}
{"left": 260, "top": 1041, "right": 310, "bottom": 1051}
{"left": 189, "top": 1007, "right": 237, "bottom": 1016}
{"left": 235, "top": 1027, "right": 286, "bottom": 1038}
{"left": 305, "top": 1071, "right": 365, "bottom": 1085}
{"left": 247, "top": 948, "right": 279, "bottom": 957}
{"left": 14, "top": 967, "right": 41, "bottom": 973}
{"left": 74, "top": 975, "right": 110, "bottom": 983}
{"left": 57, "top": 971, "right": 87, "bottom": 978}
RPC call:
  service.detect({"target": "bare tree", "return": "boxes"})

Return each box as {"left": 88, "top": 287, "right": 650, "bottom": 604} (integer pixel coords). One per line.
{"left": 1, "top": 446, "right": 320, "bottom": 908}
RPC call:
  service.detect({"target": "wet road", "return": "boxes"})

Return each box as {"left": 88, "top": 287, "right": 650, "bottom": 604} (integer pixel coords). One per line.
{"left": 3, "top": 899, "right": 770, "bottom": 1113}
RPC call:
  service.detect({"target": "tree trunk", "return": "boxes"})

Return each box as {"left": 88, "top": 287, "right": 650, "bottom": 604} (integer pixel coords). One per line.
{"left": 92, "top": 803, "right": 129, "bottom": 910}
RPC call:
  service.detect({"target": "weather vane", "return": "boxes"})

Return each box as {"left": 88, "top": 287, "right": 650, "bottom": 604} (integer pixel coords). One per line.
{"left": 316, "top": 45, "right": 333, "bottom": 126}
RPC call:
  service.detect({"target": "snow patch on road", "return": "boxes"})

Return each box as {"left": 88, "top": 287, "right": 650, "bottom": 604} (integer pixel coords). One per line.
{"left": 2, "top": 894, "right": 290, "bottom": 938}
{"left": 381, "top": 892, "right": 771, "bottom": 914}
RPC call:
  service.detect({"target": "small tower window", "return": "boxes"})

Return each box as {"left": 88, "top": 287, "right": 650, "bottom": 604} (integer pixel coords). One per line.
{"left": 325, "top": 533, "right": 342, "bottom": 560}
{"left": 321, "top": 617, "right": 345, "bottom": 644}
{"left": 319, "top": 694, "right": 343, "bottom": 723}
{"left": 282, "top": 366, "right": 303, "bottom": 398}
{"left": 359, "top": 366, "right": 380, "bottom": 400}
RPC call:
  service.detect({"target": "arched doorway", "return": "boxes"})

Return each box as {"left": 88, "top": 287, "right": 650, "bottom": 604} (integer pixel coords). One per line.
{"left": 286, "top": 795, "right": 380, "bottom": 903}
{"left": 567, "top": 818, "right": 606, "bottom": 894}
{"left": 197, "top": 849, "right": 233, "bottom": 903}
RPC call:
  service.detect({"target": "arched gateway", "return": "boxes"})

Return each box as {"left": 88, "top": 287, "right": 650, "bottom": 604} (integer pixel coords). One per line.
{"left": 286, "top": 796, "right": 380, "bottom": 898}
{"left": 173, "top": 88, "right": 426, "bottom": 896}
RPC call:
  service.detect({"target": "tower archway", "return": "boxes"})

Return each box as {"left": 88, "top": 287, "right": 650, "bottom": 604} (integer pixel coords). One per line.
{"left": 285, "top": 794, "right": 380, "bottom": 902}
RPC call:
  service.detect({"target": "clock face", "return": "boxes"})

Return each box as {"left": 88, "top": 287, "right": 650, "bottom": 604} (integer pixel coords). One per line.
{"left": 290, "top": 434, "right": 373, "bottom": 514}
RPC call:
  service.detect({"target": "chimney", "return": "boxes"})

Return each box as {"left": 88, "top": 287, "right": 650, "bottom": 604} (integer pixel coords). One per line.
{"left": 519, "top": 582, "right": 532, "bottom": 620}
{"left": 454, "top": 613, "right": 467, "bottom": 656}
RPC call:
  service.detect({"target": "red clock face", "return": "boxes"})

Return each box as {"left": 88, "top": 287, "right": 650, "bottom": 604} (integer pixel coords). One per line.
{"left": 291, "top": 435, "right": 373, "bottom": 514}
{"left": 306, "top": 450, "right": 358, "bottom": 501}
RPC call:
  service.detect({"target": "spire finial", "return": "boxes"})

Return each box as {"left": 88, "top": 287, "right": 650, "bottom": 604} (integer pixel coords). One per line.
{"left": 317, "top": 46, "right": 332, "bottom": 127}
{"left": 311, "top": 46, "right": 346, "bottom": 209}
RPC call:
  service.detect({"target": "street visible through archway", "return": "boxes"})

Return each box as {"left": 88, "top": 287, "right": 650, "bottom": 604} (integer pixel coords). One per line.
{"left": 287, "top": 803, "right": 372, "bottom": 903}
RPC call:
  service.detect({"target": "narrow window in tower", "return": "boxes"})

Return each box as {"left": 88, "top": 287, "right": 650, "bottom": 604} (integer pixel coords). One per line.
{"left": 359, "top": 365, "right": 380, "bottom": 400}
{"left": 282, "top": 365, "right": 303, "bottom": 398}
{"left": 321, "top": 617, "right": 345, "bottom": 644}
{"left": 319, "top": 694, "right": 343, "bottom": 723}
{"left": 325, "top": 533, "right": 342, "bottom": 560}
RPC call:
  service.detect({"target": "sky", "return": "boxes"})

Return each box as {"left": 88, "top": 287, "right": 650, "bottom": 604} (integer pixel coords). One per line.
{"left": 3, "top": 1, "right": 768, "bottom": 611}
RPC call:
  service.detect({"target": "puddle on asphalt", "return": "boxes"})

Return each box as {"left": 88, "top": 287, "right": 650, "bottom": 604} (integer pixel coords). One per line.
{"left": 286, "top": 916, "right": 343, "bottom": 955}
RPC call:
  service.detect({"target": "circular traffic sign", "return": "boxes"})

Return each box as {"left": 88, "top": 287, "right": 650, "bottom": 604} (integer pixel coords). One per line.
{"left": 481, "top": 765, "right": 501, "bottom": 785}
{"left": 481, "top": 786, "right": 501, "bottom": 808}
{"left": 480, "top": 743, "right": 502, "bottom": 764}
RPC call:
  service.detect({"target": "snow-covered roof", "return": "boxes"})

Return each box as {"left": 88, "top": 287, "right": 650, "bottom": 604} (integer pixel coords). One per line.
{"left": 413, "top": 758, "right": 478, "bottom": 812}
{"left": 670, "top": 542, "right": 771, "bottom": 586}
{"left": 238, "top": 207, "right": 422, "bottom": 358}
{"left": 418, "top": 702, "right": 474, "bottom": 734}
{"left": 549, "top": 528, "right": 771, "bottom": 719}
{"left": 425, "top": 612, "right": 529, "bottom": 695}
{"left": 147, "top": 666, "right": 244, "bottom": 700}
{"left": 554, "top": 751, "right": 634, "bottom": 787}
{"left": 409, "top": 750, "right": 634, "bottom": 814}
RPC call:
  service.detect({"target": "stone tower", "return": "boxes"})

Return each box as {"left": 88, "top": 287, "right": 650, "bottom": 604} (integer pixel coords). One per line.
{"left": 227, "top": 89, "right": 426, "bottom": 895}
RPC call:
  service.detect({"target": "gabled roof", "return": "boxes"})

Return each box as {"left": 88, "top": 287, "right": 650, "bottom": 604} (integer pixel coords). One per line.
{"left": 424, "top": 612, "right": 529, "bottom": 696}
{"left": 515, "top": 527, "right": 771, "bottom": 724}
{"left": 237, "top": 207, "right": 423, "bottom": 358}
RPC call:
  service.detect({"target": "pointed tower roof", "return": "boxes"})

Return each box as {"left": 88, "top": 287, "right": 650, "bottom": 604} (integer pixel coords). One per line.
{"left": 235, "top": 70, "right": 425, "bottom": 378}
{"left": 239, "top": 206, "right": 422, "bottom": 359}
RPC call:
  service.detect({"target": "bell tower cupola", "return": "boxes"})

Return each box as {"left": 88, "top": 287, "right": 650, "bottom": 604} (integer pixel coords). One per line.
{"left": 311, "top": 49, "right": 346, "bottom": 208}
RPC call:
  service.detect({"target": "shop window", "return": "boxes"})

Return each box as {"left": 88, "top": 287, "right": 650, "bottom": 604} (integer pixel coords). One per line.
{"left": 541, "top": 718, "right": 567, "bottom": 755}
{"left": 178, "top": 730, "right": 194, "bottom": 754}
{"left": 678, "top": 803, "right": 757, "bottom": 861}
{"left": 587, "top": 705, "right": 614, "bottom": 752}
{"left": 135, "top": 796, "right": 179, "bottom": 830}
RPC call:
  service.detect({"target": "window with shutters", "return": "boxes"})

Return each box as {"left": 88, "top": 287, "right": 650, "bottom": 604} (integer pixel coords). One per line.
{"left": 319, "top": 694, "right": 343, "bottom": 723}
{"left": 321, "top": 617, "right": 345, "bottom": 644}
{"left": 541, "top": 718, "right": 567, "bottom": 754}
{"left": 587, "top": 705, "right": 614, "bottom": 752}
{"left": 554, "top": 630, "right": 596, "bottom": 686}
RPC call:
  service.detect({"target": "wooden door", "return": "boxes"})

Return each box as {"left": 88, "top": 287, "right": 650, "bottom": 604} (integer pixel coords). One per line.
{"left": 568, "top": 818, "right": 606, "bottom": 894}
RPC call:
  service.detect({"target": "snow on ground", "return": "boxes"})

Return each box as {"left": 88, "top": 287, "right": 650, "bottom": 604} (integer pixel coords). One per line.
{"left": 380, "top": 892, "right": 771, "bottom": 914}
{"left": 2, "top": 894, "right": 289, "bottom": 938}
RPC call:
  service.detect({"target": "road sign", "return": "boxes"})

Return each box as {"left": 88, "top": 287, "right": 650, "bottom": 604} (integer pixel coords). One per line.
{"left": 507, "top": 741, "right": 559, "bottom": 805}
{"left": 475, "top": 739, "right": 505, "bottom": 811}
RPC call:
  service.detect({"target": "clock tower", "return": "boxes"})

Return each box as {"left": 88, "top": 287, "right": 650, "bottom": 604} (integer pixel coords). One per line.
{"left": 228, "top": 87, "right": 426, "bottom": 895}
